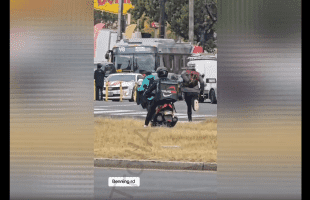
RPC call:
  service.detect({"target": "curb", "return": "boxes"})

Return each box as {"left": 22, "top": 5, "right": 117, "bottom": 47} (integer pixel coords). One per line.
{"left": 94, "top": 158, "right": 217, "bottom": 171}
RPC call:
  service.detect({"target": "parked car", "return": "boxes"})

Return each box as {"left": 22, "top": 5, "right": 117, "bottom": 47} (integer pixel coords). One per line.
{"left": 103, "top": 73, "right": 144, "bottom": 101}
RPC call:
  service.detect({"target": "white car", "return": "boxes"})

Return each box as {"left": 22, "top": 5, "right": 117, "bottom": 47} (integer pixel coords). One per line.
{"left": 103, "top": 73, "right": 144, "bottom": 101}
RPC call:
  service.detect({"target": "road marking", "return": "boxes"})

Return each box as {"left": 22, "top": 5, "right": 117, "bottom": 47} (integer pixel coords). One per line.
{"left": 95, "top": 104, "right": 133, "bottom": 107}
{"left": 94, "top": 110, "right": 135, "bottom": 114}
{"left": 177, "top": 115, "right": 216, "bottom": 118}
{"left": 94, "top": 108, "right": 108, "bottom": 111}
{"left": 94, "top": 104, "right": 216, "bottom": 122}
{"left": 112, "top": 112, "right": 147, "bottom": 115}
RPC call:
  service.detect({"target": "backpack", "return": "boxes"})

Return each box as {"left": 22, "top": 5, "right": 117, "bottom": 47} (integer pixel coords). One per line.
{"left": 155, "top": 79, "right": 179, "bottom": 103}
{"left": 183, "top": 70, "right": 200, "bottom": 88}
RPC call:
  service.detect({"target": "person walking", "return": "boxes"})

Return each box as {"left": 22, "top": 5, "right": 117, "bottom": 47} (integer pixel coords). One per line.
{"left": 181, "top": 63, "right": 204, "bottom": 122}
{"left": 94, "top": 63, "right": 106, "bottom": 101}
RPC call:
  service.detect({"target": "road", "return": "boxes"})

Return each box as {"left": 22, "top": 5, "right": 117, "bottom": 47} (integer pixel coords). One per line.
{"left": 94, "top": 167, "right": 217, "bottom": 200}
{"left": 94, "top": 99, "right": 217, "bottom": 122}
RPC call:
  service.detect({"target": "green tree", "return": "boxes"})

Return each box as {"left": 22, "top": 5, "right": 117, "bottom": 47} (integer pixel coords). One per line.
{"left": 94, "top": 9, "right": 118, "bottom": 28}
{"left": 128, "top": 0, "right": 217, "bottom": 52}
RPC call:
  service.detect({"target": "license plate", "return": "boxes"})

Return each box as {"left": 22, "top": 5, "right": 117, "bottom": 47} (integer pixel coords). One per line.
{"left": 108, "top": 92, "right": 113, "bottom": 96}
{"left": 164, "top": 111, "right": 173, "bottom": 115}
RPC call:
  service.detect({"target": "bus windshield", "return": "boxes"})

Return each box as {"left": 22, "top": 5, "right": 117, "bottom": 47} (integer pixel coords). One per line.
{"left": 115, "top": 55, "right": 133, "bottom": 71}
{"left": 134, "top": 54, "right": 156, "bottom": 72}
{"left": 114, "top": 53, "right": 156, "bottom": 72}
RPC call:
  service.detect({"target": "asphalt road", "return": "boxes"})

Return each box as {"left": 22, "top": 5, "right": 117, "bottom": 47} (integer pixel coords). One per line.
{"left": 94, "top": 167, "right": 217, "bottom": 200}
{"left": 94, "top": 99, "right": 217, "bottom": 122}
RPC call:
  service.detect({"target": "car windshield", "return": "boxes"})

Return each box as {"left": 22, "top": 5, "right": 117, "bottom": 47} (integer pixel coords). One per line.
{"left": 168, "top": 74, "right": 179, "bottom": 81}
{"left": 152, "top": 73, "right": 180, "bottom": 81}
{"left": 152, "top": 73, "right": 158, "bottom": 79}
{"left": 107, "top": 75, "right": 136, "bottom": 82}
{"left": 94, "top": 63, "right": 114, "bottom": 71}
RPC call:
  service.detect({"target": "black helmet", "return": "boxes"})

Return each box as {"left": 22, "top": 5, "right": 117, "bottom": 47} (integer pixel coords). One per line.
{"left": 156, "top": 66, "right": 168, "bottom": 78}
{"left": 97, "top": 63, "right": 103, "bottom": 69}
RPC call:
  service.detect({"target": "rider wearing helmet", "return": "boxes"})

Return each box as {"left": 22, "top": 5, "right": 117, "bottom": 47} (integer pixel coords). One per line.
{"left": 137, "top": 71, "right": 155, "bottom": 108}
{"left": 143, "top": 66, "right": 169, "bottom": 127}
{"left": 181, "top": 62, "right": 204, "bottom": 122}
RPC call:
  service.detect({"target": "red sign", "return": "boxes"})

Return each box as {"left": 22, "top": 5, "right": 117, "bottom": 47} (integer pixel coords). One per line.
{"left": 151, "top": 22, "right": 159, "bottom": 28}
{"left": 193, "top": 46, "right": 203, "bottom": 53}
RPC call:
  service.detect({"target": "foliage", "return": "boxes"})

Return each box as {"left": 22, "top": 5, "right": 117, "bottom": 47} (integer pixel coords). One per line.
{"left": 94, "top": 9, "right": 118, "bottom": 28}
{"left": 128, "top": 0, "right": 217, "bottom": 52}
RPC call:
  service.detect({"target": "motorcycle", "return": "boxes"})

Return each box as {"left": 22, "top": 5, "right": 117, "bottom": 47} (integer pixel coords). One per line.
{"left": 137, "top": 77, "right": 179, "bottom": 127}
{"left": 150, "top": 101, "right": 178, "bottom": 127}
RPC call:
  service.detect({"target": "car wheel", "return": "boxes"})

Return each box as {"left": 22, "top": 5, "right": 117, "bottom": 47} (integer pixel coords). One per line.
{"left": 210, "top": 90, "right": 217, "bottom": 104}
{"left": 198, "top": 94, "right": 204, "bottom": 103}
{"left": 129, "top": 88, "right": 136, "bottom": 102}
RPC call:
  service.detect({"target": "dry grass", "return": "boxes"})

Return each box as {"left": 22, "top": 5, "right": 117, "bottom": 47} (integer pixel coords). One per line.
{"left": 94, "top": 117, "right": 217, "bottom": 163}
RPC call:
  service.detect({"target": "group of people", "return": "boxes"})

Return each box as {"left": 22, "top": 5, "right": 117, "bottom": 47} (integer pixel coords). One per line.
{"left": 140, "top": 64, "right": 204, "bottom": 127}
{"left": 94, "top": 62, "right": 205, "bottom": 126}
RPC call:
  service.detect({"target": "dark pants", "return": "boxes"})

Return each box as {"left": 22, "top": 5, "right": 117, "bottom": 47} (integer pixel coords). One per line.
{"left": 96, "top": 86, "right": 103, "bottom": 101}
{"left": 184, "top": 92, "right": 198, "bottom": 121}
{"left": 145, "top": 100, "right": 157, "bottom": 126}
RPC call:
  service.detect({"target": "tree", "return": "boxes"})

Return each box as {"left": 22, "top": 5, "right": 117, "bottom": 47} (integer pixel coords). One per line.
{"left": 128, "top": 0, "right": 217, "bottom": 52}
{"left": 94, "top": 9, "right": 118, "bottom": 28}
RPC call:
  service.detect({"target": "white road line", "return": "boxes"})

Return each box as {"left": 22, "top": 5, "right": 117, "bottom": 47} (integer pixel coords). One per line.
{"left": 94, "top": 104, "right": 134, "bottom": 107}
{"left": 177, "top": 115, "right": 216, "bottom": 118}
{"left": 112, "top": 112, "right": 147, "bottom": 115}
{"left": 94, "top": 110, "right": 135, "bottom": 114}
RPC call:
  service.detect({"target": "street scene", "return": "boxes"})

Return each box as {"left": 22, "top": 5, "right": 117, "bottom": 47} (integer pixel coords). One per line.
{"left": 94, "top": 100, "right": 217, "bottom": 122}
{"left": 94, "top": 0, "right": 217, "bottom": 198}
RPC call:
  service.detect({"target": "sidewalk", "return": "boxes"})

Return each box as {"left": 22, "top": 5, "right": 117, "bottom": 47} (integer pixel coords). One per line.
{"left": 94, "top": 158, "right": 217, "bottom": 171}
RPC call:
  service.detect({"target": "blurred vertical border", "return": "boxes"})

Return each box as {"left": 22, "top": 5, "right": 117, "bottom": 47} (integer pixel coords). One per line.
{"left": 10, "top": 0, "right": 94, "bottom": 199}
{"left": 217, "top": 0, "right": 301, "bottom": 199}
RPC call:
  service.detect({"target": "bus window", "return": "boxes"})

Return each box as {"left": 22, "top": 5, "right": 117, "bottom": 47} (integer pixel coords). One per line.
{"left": 134, "top": 54, "right": 156, "bottom": 72}
{"left": 115, "top": 55, "right": 133, "bottom": 70}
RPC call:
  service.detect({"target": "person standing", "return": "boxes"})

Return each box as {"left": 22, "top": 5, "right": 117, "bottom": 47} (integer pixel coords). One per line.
{"left": 94, "top": 63, "right": 105, "bottom": 101}
{"left": 181, "top": 63, "right": 204, "bottom": 122}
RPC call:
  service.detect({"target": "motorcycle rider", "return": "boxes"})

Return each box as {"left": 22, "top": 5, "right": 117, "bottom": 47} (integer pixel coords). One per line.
{"left": 143, "top": 66, "right": 170, "bottom": 127}
{"left": 181, "top": 63, "right": 204, "bottom": 122}
{"left": 137, "top": 71, "right": 155, "bottom": 109}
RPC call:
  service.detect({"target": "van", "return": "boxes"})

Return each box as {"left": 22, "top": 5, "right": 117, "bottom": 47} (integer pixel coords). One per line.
{"left": 187, "top": 55, "right": 217, "bottom": 104}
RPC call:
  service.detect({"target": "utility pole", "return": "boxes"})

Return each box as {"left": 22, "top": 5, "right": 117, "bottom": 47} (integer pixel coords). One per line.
{"left": 159, "top": 0, "right": 166, "bottom": 38}
{"left": 117, "top": 0, "right": 124, "bottom": 42}
{"left": 189, "top": 0, "right": 194, "bottom": 44}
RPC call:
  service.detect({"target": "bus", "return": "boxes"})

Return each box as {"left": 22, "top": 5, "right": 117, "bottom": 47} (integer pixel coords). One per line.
{"left": 105, "top": 38, "right": 193, "bottom": 75}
